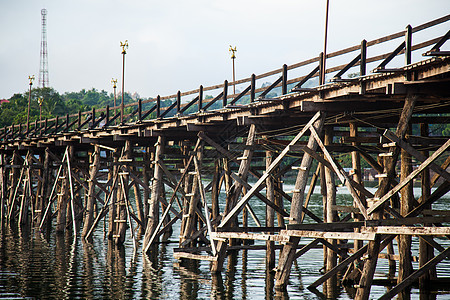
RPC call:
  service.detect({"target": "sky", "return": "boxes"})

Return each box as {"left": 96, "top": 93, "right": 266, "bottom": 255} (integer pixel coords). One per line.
{"left": 0, "top": 0, "right": 449, "bottom": 100}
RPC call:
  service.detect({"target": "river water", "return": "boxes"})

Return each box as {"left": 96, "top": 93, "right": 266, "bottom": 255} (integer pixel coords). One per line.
{"left": 0, "top": 187, "right": 449, "bottom": 299}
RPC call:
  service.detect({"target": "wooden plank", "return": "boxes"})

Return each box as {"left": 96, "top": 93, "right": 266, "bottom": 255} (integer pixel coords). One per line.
{"left": 365, "top": 226, "right": 450, "bottom": 236}
{"left": 173, "top": 252, "right": 218, "bottom": 262}
{"left": 282, "top": 229, "right": 376, "bottom": 241}
{"left": 286, "top": 222, "right": 364, "bottom": 231}
{"left": 211, "top": 231, "right": 289, "bottom": 242}
{"left": 368, "top": 137, "right": 450, "bottom": 215}
{"left": 365, "top": 216, "right": 450, "bottom": 226}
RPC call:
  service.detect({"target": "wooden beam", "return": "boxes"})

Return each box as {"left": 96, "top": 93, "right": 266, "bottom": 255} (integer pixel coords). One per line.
{"left": 383, "top": 129, "right": 450, "bottom": 182}
{"left": 219, "top": 111, "right": 322, "bottom": 228}
{"left": 365, "top": 226, "right": 450, "bottom": 236}
{"left": 379, "top": 247, "right": 450, "bottom": 300}
{"left": 282, "top": 229, "right": 376, "bottom": 241}
{"left": 368, "top": 138, "right": 450, "bottom": 215}
{"left": 173, "top": 252, "right": 218, "bottom": 262}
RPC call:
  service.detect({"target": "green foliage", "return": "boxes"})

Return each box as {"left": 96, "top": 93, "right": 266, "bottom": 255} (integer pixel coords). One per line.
{"left": 0, "top": 87, "right": 138, "bottom": 128}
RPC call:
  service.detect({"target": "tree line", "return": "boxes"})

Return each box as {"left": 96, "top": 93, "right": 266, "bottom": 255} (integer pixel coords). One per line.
{"left": 0, "top": 87, "right": 134, "bottom": 129}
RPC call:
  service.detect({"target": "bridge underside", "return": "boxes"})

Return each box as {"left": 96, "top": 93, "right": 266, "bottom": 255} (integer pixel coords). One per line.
{"left": 1, "top": 54, "right": 450, "bottom": 299}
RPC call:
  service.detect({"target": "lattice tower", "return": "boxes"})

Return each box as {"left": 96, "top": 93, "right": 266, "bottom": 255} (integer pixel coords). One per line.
{"left": 39, "top": 8, "right": 49, "bottom": 88}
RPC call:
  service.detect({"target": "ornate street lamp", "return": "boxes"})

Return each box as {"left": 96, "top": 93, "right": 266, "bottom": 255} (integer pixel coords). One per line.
{"left": 27, "top": 75, "right": 35, "bottom": 133}
{"left": 229, "top": 45, "right": 237, "bottom": 95}
{"left": 111, "top": 78, "right": 118, "bottom": 125}
{"left": 120, "top": 40, "right": 128, "bottom": 125}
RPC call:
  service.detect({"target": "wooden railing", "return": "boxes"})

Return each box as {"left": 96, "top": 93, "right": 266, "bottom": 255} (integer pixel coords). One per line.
{"left": 1, "top": 14, "right": 449, "bottom": 142}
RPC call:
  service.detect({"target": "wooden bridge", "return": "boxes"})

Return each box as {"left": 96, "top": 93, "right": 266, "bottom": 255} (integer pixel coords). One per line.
{"left": 1, "top": 15, "right": 450, "bottom": 299}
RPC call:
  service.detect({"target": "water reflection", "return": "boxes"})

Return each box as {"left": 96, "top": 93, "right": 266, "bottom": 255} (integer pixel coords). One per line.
{"left": 0, "top": 191, "right": 448, "bottom": 299}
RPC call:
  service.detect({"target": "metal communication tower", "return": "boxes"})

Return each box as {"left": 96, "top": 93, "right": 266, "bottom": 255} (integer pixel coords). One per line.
{"left": 39, "top": 8, "right": 49, "bottom": 88}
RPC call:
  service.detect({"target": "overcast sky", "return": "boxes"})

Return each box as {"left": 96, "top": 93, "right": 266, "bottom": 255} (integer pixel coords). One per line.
{"left": 0, "top": 0, "right": 448, "bottom": 100}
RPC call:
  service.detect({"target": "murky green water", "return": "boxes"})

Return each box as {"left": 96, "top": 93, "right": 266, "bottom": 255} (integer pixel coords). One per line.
{"left": 0, "top": 187, "right": 448, "bottom": 299}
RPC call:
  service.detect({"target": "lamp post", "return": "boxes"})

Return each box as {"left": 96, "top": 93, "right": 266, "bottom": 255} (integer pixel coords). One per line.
{"left": 27, "top": 75, "right": 35, "bottom": 133}
{"left": 111, "top": 78, "right": 117, "bottom": 125}
{"left": 321, "top": 0, "right": 330, "bottom": 85}
{"left": 37, "top": 97, "right": 43, "bottom": 134}
{"left": 229, "top": 46, "right": 237, "bottom": 95}
{"left": 120, "top": 40, "right": 128, "bottom": 125}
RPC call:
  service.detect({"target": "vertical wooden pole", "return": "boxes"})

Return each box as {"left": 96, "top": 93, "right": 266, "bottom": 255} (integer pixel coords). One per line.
{"left": 355, "top": 94, "right": 417, "bottom": 300}
{"left": 350, "top": 123, "right": 364, "bottom": 252}
{"left": 281, "top": 64, "right": 288, "bottom": 95}
{"left": 0, "top": 153, "right": 5, "bottom": 224}
{"left": 360, "top": 39, "right": 367, "bottom": 94}
{"left": 211, "top": 159, "right": 220, "bottom": 225}
{"left": 143, "top": 135, "right": 165, "bottom": 250}
{"left": 108, "top": 151, "right": 119, "bottom": 240}
{"left": 250, "top": 74, "right": 256, "bottom": 102}
{"left": 419, "top": 123, "right": 436, "bottom": 288}
{"left": 212, "top": 124, "right": 257, "bottom": 273}
{"left": 324, "top": 127, "right": 337, "bottom": 275}
{"left": 132, "top": 149, "right": 145, "bottom": 234}
{"left": 397, "top": 125, "right": 413, "bottom": 289}
{"left": 275, "top": 114, "right": 325, "bottom": 289}
{"left": 82, "top": 145, "right": 100, "bottom": 239}
{"left": 181, "top": 142, "right": 204, "bottom": 244}
{"left": 266, "top": 148, "right": 276, "bottom": 270}
{"left": 274, "top": 165, "right": 285, "bottom": 228}
{"left": 223, "top": 80, "right": 228, "bottom": 107}
{"left": 179, "top": 141, "right": 192, "bottom": 244}
{"left": 142, "top": 147, "right": 151, "bottom": 225}
{"left": 115, "top": 140, "right": 131, "bottom": 245}
{"left": 8, "top": 151, "right": 19, "bottom": 223}
{"left": 198, "top": 85, "right": 203, "bottom": 111}
{"left": 56, "top": 156, "right": 68, "bottom": 233}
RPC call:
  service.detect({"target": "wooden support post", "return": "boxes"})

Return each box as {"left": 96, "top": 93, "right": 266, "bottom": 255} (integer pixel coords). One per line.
{"left": 275, "top": 165, "right": 285, "bottom": 228}
{"left": 108, "top": 151, "right": 119, "bottom": 240}
{"left": 266, "top": 148, "right": 276, "bottom": 270}
{"left": 7, "top": 151, "right": 19, "bottom": 223}
{"left": 397, "top": 125, "right": 413, "bottom": 287}
{"left": 223, "top": 80, "right": 228, "bottom": 107}
{"left": 212, "top": 124, "right": 257, "bottom": 273}
{"left": 250, "top": 74, "right": 256, "bottom": 102}
{"left": 82, "top": 145, "right": 100, "bottom": 239}
{"left": 275, "top": 113, "right": 325, "bottom": 289}
{"left": 0, "top": 153, "right": 5, "bottom": 224}
{"left": 211, "top": 159, "right": 220, "bottom": 226}
{"left": 181, "top": 142, "right": 204, "bottom": 244}
{"left": 355, "top": 94, "right": 417, "bottom": 300}
{"left": 282, "top": 64, "right": 288, "bottom": 95}
{"left": 56, "top": 159, "right": 68, "bottom": 233}
{"left": 350, "top": 122, "right": 364, "bottom": 253}
{"left": 115, "top": 140, "right": 132, "bottom": 245}
{"left": 142, "top": 148, "right": 151, "bottom": 225}
{"left": 319, "top": 52, "right": 324, "bottom": 86}
{"left": 132, "top": 151, "right": 145, "bottom": 235}
{"left": 156, "top": 95, "right": 161, "bottom": 118}
{"left": 419, "top": 123, "right": 436, "bottom": 288}
{"left": 324, "top": 127, "right": 337, "bottom": 294}
{"left": 143, "top": 135, "right": 165, "bottom": 250}
{"left": 198, "top": 85, "right": 203, "bottom": 111}
{"left": 176, "top": 91, "right": 181, "bottom": 113}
